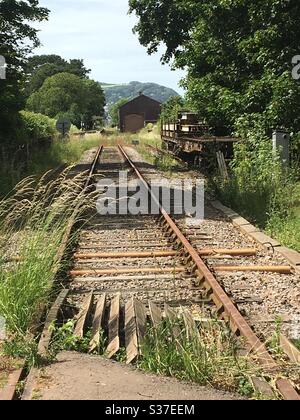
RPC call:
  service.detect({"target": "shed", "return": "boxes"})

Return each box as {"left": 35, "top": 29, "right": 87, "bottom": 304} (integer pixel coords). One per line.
{"left": 119, "top": 94, "right": 161, "bottom": 133}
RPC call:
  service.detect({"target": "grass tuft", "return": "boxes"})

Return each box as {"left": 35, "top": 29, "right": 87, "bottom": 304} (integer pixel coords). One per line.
{"left": 0, "top": 167, "right": 96, "bottom": 354}
{"left": 0, "top": 134, "right": 102, "bottom": 196}
{"left": 138, "top": 317, "right": 259, "bottom": 397}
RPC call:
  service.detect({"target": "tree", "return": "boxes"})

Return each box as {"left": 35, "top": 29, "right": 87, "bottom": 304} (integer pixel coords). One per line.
{"left": 26, "top": 73, "right": 105, "bottom": 128}
{"left": 160, "top": 96, "right": 185, "bottom": 122}
{"left": 25, "top": 54, "right": 67, "bottom": 74}
{"left": 109, "top": 98, "right": 129, "bottom": 126}
{"left": 25, "top": 55, "right": 91, "bottom": 96}
{"left": 81, "top": 79, "right": 106, "bottom": 129}
{"left": 129, "top": 0, "right": 195, "bottom": 63}
{"left": 0, "top": 0, "right": 49, "bottom": 142}
{"left": 129, "top": 0, "right": 300, "bottom": 136}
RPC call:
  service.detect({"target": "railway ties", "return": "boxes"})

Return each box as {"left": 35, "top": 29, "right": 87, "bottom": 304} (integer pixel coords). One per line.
{"left": 57, "top": 145, "right": 299, "bottom": 400}
{"left": 15, "top": 144, "right": 298, "bottom": 401}
{"left": 62, "top": 145, "right": 212, "bottom": 366}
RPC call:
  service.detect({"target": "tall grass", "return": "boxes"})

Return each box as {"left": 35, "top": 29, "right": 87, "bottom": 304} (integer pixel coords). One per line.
{"left": 139, "top": 317, "right": 261, "bottom": 398}
{"left": 0, "top": 169, "right": 94, "bottom": 336}
{"left": 267, "top": 182, "right": 300, "bottom": 252}
{"left": 27, "top": 134, "right": 102, "bottom": 175}
{"left": 212, "top": 137, "right": 300, "bottom": 251}
{"left": 0, "top": 134, "right": 102, "bottom": 196}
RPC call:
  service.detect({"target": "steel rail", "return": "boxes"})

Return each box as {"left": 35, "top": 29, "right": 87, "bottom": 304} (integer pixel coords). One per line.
{"left": 84, "top": 145, "right": 104, "bottom": 190}
{"left": 118, "top": 144, "right": 299, "bottom": 401}
{"left": 54, "top": 144, "right": 104, "bottom": 268}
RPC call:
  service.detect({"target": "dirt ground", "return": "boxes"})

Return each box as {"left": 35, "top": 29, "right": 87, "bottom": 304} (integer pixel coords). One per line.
{"left": 30, "top": 352, "right": 243, "bottom": 401}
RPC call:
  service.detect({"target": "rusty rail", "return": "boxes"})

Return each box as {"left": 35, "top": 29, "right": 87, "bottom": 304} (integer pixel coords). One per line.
{"left": 84, "top": 145, "right": 104, "bottom": 190}
{"left": 54, "top": 145, "right": 104, "bottom": 268}
{"left": 117, "top": 144, "right": 299, "bottom": 401}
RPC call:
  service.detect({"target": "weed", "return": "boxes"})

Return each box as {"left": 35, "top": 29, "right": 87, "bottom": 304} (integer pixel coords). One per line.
{"left": 49, "top": 321, "right": 91, "bottom": 356}
{"left": 154, "top": 154, "right": 178, "bottom": 172}
{"left": 1, "top": 335, "right": 39, "bottom": 367}
{"left": 266, "top": 318, "right": 284, "bottom": 357}
{"left": 0, "top": 169, "right": 96, "bottom": 362}
{"left": 31, "top": 389, "right": 42, "bottom": 400}
{"left": 138, "top": 317, "right": 261, "bottom": 398}
{"left": 293, "top": 340, "right": 300, "bottom": 351}
{"left": 15, "top": 380, "right": 26, "bottom": 398}
{"left": 92, "top": 328, "right": 107, "bottom": 356}
{"left": 0, "top": 350, "right": 24, "bottom": 388}
{"left": 212, "top": 137, "right": 300, "bottom": 252}
{"left": 114, "top": 348, "right": 127, "bottom": 363}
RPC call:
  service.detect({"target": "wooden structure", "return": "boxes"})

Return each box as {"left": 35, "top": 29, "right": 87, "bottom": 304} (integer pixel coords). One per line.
{"left": 119, "top": 93, "right": 161, "bottom": 133}
{"left": 161, "top": 111, "right": 240, "bottom": 166}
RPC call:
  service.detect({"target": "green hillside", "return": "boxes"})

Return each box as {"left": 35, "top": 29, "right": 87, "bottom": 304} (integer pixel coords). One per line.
{"left": 101, "top": 81, "right": 179, "bottom": 106}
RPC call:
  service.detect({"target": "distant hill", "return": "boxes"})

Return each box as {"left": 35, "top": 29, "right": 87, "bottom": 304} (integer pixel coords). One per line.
{"left": 101, "top": 81, "right": 179, "bottom": 107}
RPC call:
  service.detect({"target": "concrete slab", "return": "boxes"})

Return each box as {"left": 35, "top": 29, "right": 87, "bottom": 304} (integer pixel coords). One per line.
{"left": 231, "top": 216, "right": 252, "bottom": 227}
{"left": 247, "top": 231, "right": 281, "bottom": 248}
{"left": 276, "top": 247, "right": 300, "bottom": 267}
{"left": 210, "top": 201, "right": 239, "bottom": 218}
{"left": 239, "top": 224, "right": 260, "bottom": 235}
{"left": 26, "top": 352, "right": 244, "bottom": 401}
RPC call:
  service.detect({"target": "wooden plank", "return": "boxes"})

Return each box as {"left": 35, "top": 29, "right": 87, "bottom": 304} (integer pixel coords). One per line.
{"left": 74, "top": 291, "right": 93, "bottom": 338}
{"left": 20, "top": 367, "right": 39, "bottom": 401}
{"left": 280, "top": 334, "right": 300, "bottom": 364}
{"left": 182, "top": 310, "right": 200, "bottom": 341}
{"left": 70, "top": 267, "right": 185, "bottom": 276}
{"left": 38, "top": 289, "right": 69, "bottom": 356}
{"left": 164, "top": 304, "right": 181, "bottom": 340}
{"left": 214, "top": 265, "right": 292, "bottom": 274}
{"left": 199, "top": 248, "right": 257, "bottom": 257}
{"left": 89, "top": 294, "right": 106, "bottom": 353}
{"left": 0, "top": 366, "right": 25, "bottom": 400}
{"left": 216, "top": 151, "right": 229, "bottom": 180}
{"left": 134, "top": 299, "right": 147, "bottom": 348}
{"left": 74, "top": 248, "right": 257, "bottom": 260}
{"left": 125, "top": 298, "right": 139, "bottom": 364}
{"left": 149, "top": 301, "right": 162, "bottom": 329}
{"left": 106, "top": 294, "right": 120, "bottom": 358}
{"left": 251, "top": 377, "right": 276, "bottom": 399}
{"left": 73, "top": 274, "right": 184, "bottom": 283}
{"left": 74, "top": 250, "right": 177, "bottom": 259}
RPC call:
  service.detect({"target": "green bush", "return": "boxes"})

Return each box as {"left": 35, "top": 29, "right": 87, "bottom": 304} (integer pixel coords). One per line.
{"left": 215, "top": 143, "right": 297, "bottom": 225}
{"left": 212, "top": 116, "right": 299, "bottom": 250}
{"left": 20, "top": 110, "right": 56, "bottom": 141}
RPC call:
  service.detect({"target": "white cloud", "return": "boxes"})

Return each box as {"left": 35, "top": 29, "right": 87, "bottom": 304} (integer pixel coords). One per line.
{"left": 34, "top": 0, "right": 185, "bottom": 93}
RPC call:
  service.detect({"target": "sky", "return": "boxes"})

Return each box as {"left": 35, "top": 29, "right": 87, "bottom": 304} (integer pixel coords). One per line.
{"left": 34, "top": 0, "right": 185, "bottom": 94}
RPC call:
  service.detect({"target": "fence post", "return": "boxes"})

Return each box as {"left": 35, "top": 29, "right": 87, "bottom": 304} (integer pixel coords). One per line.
{"left": 272, "top": 130, "right": 290, "bottom": 167}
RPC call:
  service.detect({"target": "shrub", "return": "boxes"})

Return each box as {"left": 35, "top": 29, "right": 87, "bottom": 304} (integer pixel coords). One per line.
{"left": 212, "top": 114, "right": 299, "bottom": 245}
{"left": 20, "top": 110, "right": 56, "bottom": 141}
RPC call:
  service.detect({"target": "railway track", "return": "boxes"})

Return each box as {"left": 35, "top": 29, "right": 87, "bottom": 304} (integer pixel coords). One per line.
{"left": 20, "top": 144, "right": 300, "bottom": 400}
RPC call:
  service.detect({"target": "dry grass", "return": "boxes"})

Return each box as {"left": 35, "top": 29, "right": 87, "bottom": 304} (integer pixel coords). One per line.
{"left": 0, "top": 168, "right": 95, "bottom": 336}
